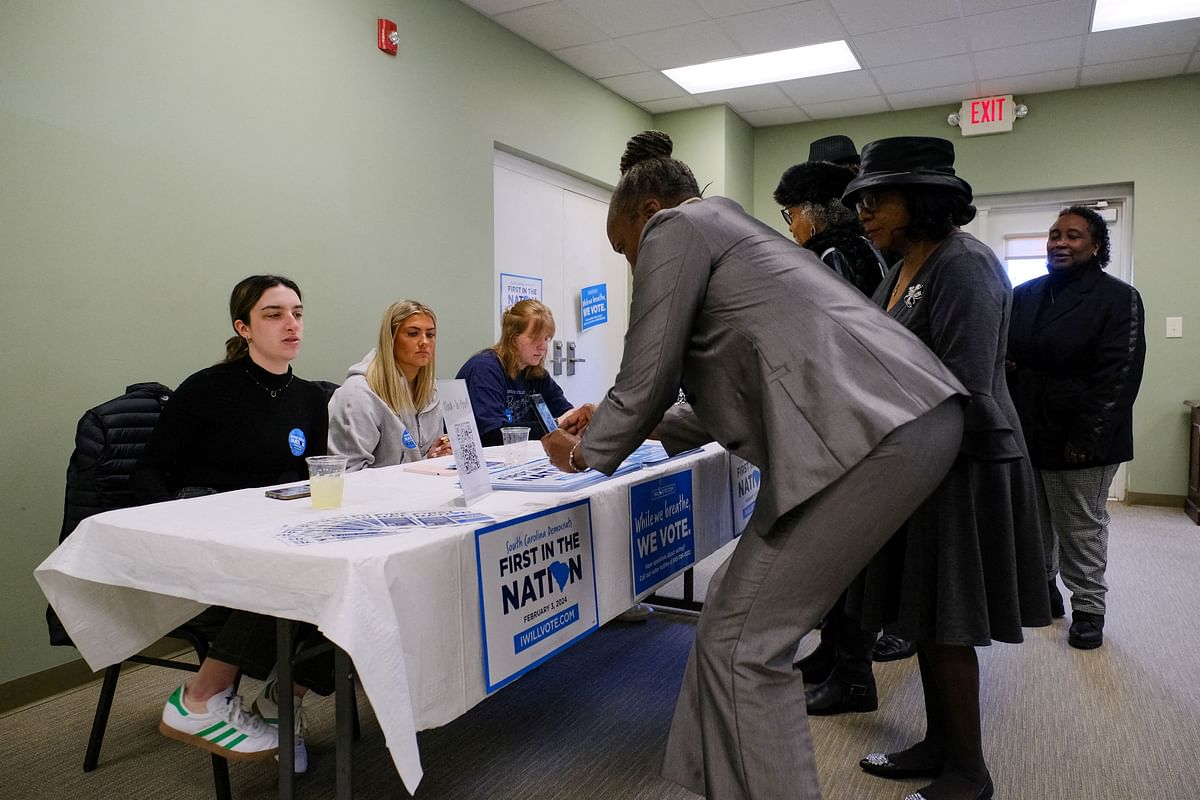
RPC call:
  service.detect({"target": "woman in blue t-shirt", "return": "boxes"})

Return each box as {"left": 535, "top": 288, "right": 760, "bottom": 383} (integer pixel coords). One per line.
{"left": 456, "top": 299, "right": 593, "bottom": 446}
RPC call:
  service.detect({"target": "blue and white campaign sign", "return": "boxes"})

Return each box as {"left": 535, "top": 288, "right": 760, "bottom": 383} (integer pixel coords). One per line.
{"left": 437, "top": 379, "right": 492, "bottom": 505}
{"left": 629, "top": 470, "right": 695, "bottom": 596}
{"left": 475, "top": 499, "right": 598, "bottom": 692}
{"left": 580, "top": 283, "right": 608, "bottom": 330}
{"left": 499, "top": 272, "right": 543, "bottom": 314}
{"left": 729, "top": 455, "right": 760, "bottom": 536}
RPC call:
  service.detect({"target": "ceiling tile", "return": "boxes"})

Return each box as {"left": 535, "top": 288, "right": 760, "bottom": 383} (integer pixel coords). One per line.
{"left": 718, "top": 2, "right": 848, "bottom": 53}
{"left": 552, "top": 40, "right": 649, "bottom": 79}
{"left": 965, "top": 0, "right": 1091, "bottom": 50}
{"left": 874, "top": 54, "right": 976, "bottom": 93}
{"left": 618, "top": 21, "right": 742, "bottom": 70}
{"left": 974, "top": 37, "right": 1083, "bottom": 79}
{"left": 1080, "top": 54, "right": 1191, "bottom": 86}
{"left": 800, "top": 94, "right": 890, "bottom": 118}
{"left": 978, "top": 67, "right": 1078, "bottom": 96}
{"left": 600, "top": 70, "right": 690, "bottom": 102}
{"left": 959, "top": 0, "right": 1054, "bottom": 13}
{"left": 1084, "top": 21, "right": 1200, "bottom": 66}
{"left": 778, "top": 69, "right": 880, "bottom": 103}
{"left": 640, "top": 96, "right": 704, "bottom": 114}
{"left": 564, "top": 0, "right": 710, "bottom": 38}
{"left": 887, "top": 82, "right": 978, "bottom": 110}
{"left": 459, "top": 0, "right": 546, "bottom": 14}
{"left": 739, "top": 106, "right": 813, "bottom": 126}
{"left": 694, "top": 83, "right": 794, "bottom": 112}
{"left": 494, "top": 3, "right": 608, "bottom": 51}
{"left": 851, "top": 19, "right": 970, "bottom": 68}
{"left": 828, "top": 0, "right": 961, "bottom": 35}
{"left": 696, "top": 0, "right": 800, "bottom": 16}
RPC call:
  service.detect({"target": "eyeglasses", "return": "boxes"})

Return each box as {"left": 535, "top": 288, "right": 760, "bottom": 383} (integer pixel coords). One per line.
{"left": 780, "top": 208, "right": 794, "bottom": 225}
{"left": 855, "top": 192, "right": 881, "bottom": 215}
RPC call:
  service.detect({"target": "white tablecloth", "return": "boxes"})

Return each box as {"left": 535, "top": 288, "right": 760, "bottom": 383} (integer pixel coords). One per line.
{"left": 35, "top": 442, "right": 734, "bottom": 792}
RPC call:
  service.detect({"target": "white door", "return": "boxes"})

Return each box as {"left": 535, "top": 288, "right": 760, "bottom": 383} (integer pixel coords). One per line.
{"left": 493, "top": 151, "right": 629, "bottom": 409}
{"left": 963, "top": 185, "right": 1134, "bottom": 499}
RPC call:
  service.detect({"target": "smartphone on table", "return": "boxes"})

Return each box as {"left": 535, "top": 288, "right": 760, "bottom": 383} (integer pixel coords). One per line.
{"left": 265, "top": 484, "right": 311, "bottom": 500}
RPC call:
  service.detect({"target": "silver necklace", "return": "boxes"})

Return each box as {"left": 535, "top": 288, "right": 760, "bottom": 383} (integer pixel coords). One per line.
{"left": 245, "top": 367, "right": 293, "bottom": 398}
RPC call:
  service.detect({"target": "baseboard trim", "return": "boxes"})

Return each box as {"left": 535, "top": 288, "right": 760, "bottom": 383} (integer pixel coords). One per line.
{"left": 1124, "top": 492, "right": 1187, "bottom": 508}
{"left": 0, "top": 640, "right": 186, "bottom": 717}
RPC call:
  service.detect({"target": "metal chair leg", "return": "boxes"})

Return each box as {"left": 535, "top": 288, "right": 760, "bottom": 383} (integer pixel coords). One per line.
{"left": 210, "top": 754, "right": 233, "bottom": 800}
{"left": 83, "top": 663, "right": 122, "bottom": 772}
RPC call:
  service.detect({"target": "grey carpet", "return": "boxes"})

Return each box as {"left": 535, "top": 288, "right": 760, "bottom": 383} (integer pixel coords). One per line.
{"left": 2, "top": 502, "right": 1198, "bottom": 799}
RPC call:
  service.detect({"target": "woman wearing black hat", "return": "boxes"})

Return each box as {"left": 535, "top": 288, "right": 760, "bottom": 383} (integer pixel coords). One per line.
{"left": 774, "top": 160, "right": 888, "bottom": 715}
{"left": 843, "top": 137, "right": 1050, "bottom": 800}
{"left": 774, "top": 160, "right": 887, "bottom": 298}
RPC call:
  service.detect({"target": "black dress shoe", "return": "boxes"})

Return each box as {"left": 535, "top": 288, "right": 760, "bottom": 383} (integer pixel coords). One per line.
{"left": 1069, "top": 611, "right": 1104, "bottom": 649}
{"left": 1048, "top": 581, "right": 1065, "bottom": 618}
{"left": 858, "top": 751, "right": 942, "bottom": 779}
{"left": 872, "top": 634, "right": 916, "bottom": 662}
{"left": 905, "top": 773, "right": 993, "bottom": 800}
{"left": 806, "top": 678, "right": 877, "bottom": 716}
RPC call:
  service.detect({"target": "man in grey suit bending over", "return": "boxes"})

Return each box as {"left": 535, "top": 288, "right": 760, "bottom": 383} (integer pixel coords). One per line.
{"left": 542, "top": 131, "right": 967, "bottom": 800}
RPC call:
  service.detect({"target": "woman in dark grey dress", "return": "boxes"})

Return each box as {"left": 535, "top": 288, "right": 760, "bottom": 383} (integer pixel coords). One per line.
{"left": 844, "top": 138, "right": 1050, "bottom": 800}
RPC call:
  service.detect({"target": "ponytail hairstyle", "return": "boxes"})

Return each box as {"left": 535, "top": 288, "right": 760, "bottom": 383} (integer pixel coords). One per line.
{"left": 366, "top": 300, "right": 439, "bottom": 415}
{"left": 611, "top": 131, "right": 701, "bottom": 218}
{"left": 224, "top": 275, "right": 302, "bottom": 362}
{"left": 492, "top": 299, "right": 555, "bottom": 379}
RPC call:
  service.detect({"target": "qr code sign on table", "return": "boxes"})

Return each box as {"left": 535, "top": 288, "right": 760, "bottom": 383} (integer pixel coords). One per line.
{"left": 455, "top": 422, "right": 480, "bottom": 472}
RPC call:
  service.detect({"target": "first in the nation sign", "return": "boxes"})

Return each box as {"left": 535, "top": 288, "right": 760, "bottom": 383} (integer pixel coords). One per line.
{"left": 474, "top": 499, "right": 599, "bottom": 692}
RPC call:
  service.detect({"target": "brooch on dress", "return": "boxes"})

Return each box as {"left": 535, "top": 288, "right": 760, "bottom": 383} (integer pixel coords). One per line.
{"left": 903, "top": 284, "right": 924, "bottom": 308}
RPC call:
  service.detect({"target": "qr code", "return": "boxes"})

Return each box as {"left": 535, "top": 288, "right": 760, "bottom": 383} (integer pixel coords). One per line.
{"left": 455, "top": 422, "right": 480, "bottom": 472}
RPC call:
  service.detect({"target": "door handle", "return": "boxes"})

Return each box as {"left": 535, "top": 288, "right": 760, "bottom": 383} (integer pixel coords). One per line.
{"left": 551, "top": 340, "right": 563, "bottom": 376}
{"left": 566, "top": 341, "right": 586, "bottom": 376}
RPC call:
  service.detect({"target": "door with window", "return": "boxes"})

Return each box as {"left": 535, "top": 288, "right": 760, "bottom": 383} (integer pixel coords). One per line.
{"left": 963, "top": 185, "right": 1134, "bottom": 498}
{"left": 493, "top": 151, "right": 629, "bottom": 410}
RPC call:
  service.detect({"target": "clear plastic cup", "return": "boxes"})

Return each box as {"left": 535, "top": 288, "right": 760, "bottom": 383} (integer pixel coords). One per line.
{"left": 306, "top": 455, "right": 348, "bottom": 509}
{"left": 500, "top": 426, "right": 530, "bottom": 466}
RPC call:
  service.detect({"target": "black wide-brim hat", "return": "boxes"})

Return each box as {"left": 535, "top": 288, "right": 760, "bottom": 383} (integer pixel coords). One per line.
{"left": 841, "top": 136, "right": 972, "bottom": 206}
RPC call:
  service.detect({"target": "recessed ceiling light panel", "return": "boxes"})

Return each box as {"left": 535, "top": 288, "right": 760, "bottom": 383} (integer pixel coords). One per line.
{"left": 663, "top": 41, "right": 860, "bottom": 94}
{"left": 1092, "top": 0, "right": 1200, "bottom": 31}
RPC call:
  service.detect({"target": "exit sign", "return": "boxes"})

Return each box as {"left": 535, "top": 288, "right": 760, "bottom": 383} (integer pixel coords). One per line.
{"left": 956, "top": 94, "right": 1015, "bottom": 137}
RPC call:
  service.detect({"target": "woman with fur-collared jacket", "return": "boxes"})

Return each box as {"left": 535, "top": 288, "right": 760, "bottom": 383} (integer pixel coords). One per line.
{"left": 328, "top": 300, "right": 452, "bottom": 470}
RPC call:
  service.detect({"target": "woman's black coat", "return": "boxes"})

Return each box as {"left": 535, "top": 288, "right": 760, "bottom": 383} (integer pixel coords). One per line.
{"left": 1006, "top": 267, "right": 1146, "bottom": 470}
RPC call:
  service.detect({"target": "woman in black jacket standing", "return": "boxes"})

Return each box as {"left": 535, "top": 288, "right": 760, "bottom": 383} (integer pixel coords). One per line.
{"left": 1006, "top": 206, "right": 1146, "bottom": 649}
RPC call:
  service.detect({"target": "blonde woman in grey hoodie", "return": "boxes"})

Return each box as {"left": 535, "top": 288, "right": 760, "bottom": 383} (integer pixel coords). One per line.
{"left": 328, "top": 300, "right": 453, "bottom": 470}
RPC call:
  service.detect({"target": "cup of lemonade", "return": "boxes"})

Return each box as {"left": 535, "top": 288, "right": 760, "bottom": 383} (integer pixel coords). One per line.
{"left": 306, "top": 455, "right": 348, "bottom": 510}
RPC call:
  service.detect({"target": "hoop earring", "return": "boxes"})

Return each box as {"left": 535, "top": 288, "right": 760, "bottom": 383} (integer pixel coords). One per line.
{"left": 810, "top": 224, "right": 816, "bottom": 239}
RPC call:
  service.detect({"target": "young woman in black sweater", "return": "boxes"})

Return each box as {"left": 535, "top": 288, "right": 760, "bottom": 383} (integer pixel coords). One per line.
{"left": 132, "top": 275, "right": 330, "bottom": 769}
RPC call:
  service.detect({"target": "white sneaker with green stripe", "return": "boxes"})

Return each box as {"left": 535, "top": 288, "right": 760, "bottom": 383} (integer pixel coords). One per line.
{"left": 159, "top": 684, "right": 278, "bottom": 761}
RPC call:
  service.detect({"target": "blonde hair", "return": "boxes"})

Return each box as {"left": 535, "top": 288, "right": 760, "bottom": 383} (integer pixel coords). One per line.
{"left": 492, "top": 299, "right": 555, "bottom": 379}
{"left": 366, "top": 300, "right": 438, "bottom": 415}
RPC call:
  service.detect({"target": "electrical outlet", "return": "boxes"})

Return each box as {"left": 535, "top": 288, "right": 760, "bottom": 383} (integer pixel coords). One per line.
{"left": 1166, "top": 317, "right": 1183, "bottom": 338}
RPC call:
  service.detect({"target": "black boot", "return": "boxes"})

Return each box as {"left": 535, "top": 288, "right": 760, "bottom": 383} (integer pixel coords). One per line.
{"left": 794, "top": 623, "right": 835, "bottom": 684}
{"left": 1068, "top": 611, "right": 1104, "bottom": 649}
{"left": 806, "top": 675, "right": 878, "bottom": 715}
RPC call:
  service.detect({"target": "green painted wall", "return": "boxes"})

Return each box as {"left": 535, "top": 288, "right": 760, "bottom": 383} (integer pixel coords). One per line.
{"left": 755, "top": 75, "right": 1200, "bottom": 499}
{"left": 654, "top": 105, "right": 755, "bottom": 210}
{"left": 0, "top": 0, "right": 649, "bottom": 685}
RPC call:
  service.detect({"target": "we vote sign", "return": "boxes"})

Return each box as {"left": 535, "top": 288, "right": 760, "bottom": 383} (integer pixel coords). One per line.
{"left": 629, "top": 470, "right": 695, "bottom": 596}
{"left": 475, "top": 499, "right": 598, "bottom": 692}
